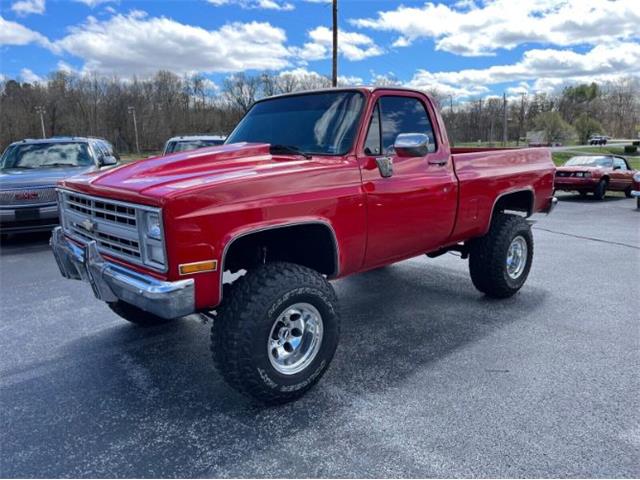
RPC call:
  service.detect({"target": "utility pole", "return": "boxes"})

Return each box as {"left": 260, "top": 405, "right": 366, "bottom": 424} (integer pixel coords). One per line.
{"left": 128, "top": 106, "right": 140, "bottom": 154}
{"left": 332, "top": 0, "right": 338, "bottom": 87}
{"left": 517, "top": 92, "right": 526, "bottom": 146}
{"left": 502, "top": 92, "right": 508, "bottom": 146}
{"left": 449, "top": 95, "right": 454, "bottom": 114}
{"left": 35, "top": 106, "right": 46, "bottom": 138}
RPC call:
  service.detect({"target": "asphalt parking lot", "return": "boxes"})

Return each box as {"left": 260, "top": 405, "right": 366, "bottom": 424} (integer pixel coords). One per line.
{"left": 1, "top": 194, "right": 639, "bottom": 478}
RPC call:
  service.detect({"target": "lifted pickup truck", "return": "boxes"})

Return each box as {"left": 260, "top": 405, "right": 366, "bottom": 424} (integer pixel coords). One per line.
{"left": 51, "top": 87, "right": 556, "bottom": 403}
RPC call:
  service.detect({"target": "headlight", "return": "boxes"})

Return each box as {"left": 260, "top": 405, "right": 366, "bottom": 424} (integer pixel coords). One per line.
{"left": 634, "top": 172, "right": 640, "bottom": 182}
{"left": 145, "top": 211, "right": 162, "bottom": 240}
{"left": 140, "top": 210, "right": 165, "bottom": 268}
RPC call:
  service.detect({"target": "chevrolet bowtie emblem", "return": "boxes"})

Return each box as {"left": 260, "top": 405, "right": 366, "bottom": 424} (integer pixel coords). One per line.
{"left": 81, "top": 219, "right": 96, "bottom": 232}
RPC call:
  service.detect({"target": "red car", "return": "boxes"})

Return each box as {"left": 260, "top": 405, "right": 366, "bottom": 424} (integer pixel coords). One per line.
{"left": 51, "top": 87, "right": 556, "bottom": 403}
{"left": 555, "top": 155, "right": 637, "bottom": 200}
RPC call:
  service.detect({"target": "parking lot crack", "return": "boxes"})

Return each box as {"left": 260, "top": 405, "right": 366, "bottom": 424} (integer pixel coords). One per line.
{"left": 533, "top": 226, "right": 640, "bottom": 250}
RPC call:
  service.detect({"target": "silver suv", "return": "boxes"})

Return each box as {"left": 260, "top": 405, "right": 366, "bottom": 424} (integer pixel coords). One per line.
{"left": 0, "top": 137, "right": 118, "bottom": 236}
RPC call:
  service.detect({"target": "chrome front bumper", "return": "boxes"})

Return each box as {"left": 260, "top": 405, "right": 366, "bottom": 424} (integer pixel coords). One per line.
{"left": 50, "top": 227, "right": 194, "bottom": 319}
{"left": 631, "top": 190, "right": 640, "bottom": 198}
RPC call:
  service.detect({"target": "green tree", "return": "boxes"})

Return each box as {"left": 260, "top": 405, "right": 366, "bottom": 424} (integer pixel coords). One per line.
{"left": 534, "top": 111, "right": 575, "bottom": 144}
{"left": 573, "top": 114, "right": 604, "bottom": 144}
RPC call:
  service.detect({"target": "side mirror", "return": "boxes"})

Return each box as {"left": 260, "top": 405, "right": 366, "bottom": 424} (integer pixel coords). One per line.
{"left": 394, "top": 133, "right": 430, "bottom": 157}
{"left": 101, "top": 155, "right": 118, "bottom": 166}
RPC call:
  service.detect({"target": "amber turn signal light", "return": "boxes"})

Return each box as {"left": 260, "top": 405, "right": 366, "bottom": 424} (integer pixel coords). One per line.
{"left": 179, "top": 260, "right": 218, "bottom": 275}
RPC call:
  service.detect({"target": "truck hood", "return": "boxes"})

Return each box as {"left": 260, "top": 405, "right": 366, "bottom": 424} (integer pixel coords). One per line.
{"left": 0, "top": 165, "right": 95, "bottom": 190}
{"left": 60, "top": 143, "right": 309, "bottom": 203}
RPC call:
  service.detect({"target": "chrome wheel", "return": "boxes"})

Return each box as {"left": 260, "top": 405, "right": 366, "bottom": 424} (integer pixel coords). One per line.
{"left": 506, "top": 235, "right": 528, "bottom": 279}
{"left": 268, "top": 303, "right": 323, "bottom": 376}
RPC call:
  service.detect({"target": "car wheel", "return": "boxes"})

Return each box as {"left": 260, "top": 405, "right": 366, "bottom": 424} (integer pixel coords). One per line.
{"left": 593, "top": 179, "right": 608, "bottom": 200}
{"left": 211, "top": 261, "right": 340, "bottom": 404}
{"left": 469, "top": 213, "right": 534, "bottom": 299}
{"left": 624, "top": 187, "right": 632, "bottom": 198}
{"left": 108, "top": 301, "right": 174, "bottom": 326}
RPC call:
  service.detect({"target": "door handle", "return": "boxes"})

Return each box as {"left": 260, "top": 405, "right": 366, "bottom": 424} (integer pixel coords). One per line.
{"left": 428, "top": 159, "right": 447, "bottom": 166}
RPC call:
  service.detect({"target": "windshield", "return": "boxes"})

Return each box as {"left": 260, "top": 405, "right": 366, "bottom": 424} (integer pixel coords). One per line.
{"left": 225, "top": 91, "right": 365, "bottom": 155}
{"left": 1, "top": 142, "right": 93, "bottom": 170}
{"left": 565, "top": 156, "right": 613, "bottom": 168}
{"left": 165, "top": 139, "right": 224, "bottom": 154}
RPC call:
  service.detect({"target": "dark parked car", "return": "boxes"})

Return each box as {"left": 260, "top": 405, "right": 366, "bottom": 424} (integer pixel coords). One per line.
{"left": 554, "top": 155, "right": 636, "bottom": 200}
{"left": 162, "top": 135, "right": 226, "bottom": 155}
{"left": 0, "top": 137, "right": 118, "bottom": 237}
{"left": 588, "top": 135, "right": 608, "bottom": 145}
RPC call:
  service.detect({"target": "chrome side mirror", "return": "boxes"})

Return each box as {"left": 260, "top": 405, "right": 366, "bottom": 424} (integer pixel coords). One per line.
{"left": 101, "top": 155, "right": 118, "bottom": 166}
{"left": 394, "top": 133, "right": 430, "bottom": 157}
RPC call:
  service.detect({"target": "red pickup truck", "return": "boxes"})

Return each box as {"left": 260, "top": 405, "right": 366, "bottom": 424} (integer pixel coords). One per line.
{"left": 51, "top": 87, "right": 556, "bottom": 403}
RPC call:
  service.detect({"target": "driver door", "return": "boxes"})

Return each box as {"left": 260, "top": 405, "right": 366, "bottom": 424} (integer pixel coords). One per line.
{"left": 359, "top": 92, "right": 457, "bottom": 267}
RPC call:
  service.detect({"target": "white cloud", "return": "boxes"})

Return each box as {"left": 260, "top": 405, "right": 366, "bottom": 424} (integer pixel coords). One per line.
{"left": 20, "top": 68, "right": 44, "bottom": 83}
{"left": 11, "top": 0, "right": 45, "bottom": 16}
{"left": 295, "top": 26, "right": 383, "bottom": 62}
{"left": 0, "top": 16, "right": 50, "bottom": 47}
{"left": 207, "top": 0, "right": 294, "bottom": 10}
{"left": 405, "top": 42, "right": 640, "bottom": 97}
{"left": 74, "top": 0, "right": 116, "bottom": 7}
{"left": 53, "top": 12, "right": 291, "bottom": 76}
{"left": 351, "top": 0, "right": 640, "bottom": 57}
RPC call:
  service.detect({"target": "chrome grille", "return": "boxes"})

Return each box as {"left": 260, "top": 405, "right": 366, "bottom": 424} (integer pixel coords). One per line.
{"left": 59, "top": 190, "right": 163, "bottom": 270}
{"left": 0, "top": 187, "right": 57, "bottom": 206}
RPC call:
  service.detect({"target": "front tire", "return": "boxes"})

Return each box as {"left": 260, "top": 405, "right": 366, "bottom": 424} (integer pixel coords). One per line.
{"left": 593, "top": 179, "right": 608, "bottom": 200}
{"left": 624, "top": 187, "right": 632, "bottom": 198}
{"left": 211, "top": 262, "right": 340, "bottom": 404}
{"left": 108, "top": 301, "right": 174, "bottom": 326}
{"left": 469, "top": 214, "right": 534, "bottom": 298}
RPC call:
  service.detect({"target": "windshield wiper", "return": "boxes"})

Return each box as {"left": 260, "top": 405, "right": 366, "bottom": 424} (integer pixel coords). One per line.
{"left": 42, "top": 163, "right": 77, "bottom": 168}
{"left": 269, "top": 144, "right": 311, "bottom": 159}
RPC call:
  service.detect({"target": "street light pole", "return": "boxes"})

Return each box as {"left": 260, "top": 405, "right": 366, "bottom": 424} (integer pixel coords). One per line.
{"left": 35, "top": 106, "right": 46, "bottom": 138}
{"left": 332, "top": 0, "right": 338, "bottom": 87}
{"left": 128, "top": 106, "right": 140, "bottom": 154}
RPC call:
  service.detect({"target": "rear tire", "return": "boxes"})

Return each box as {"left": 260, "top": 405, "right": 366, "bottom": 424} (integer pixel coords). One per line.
{"left": 211, "top": 262, "right": 340, "bottom": 404}
{"left": 593, "top": 179, "right": 608, "bottom": 200}
{"left": 469, "top": 214, "right": 534, "bottom": 298}
{"left": 108, "top": 301, "right": 173, "bottom": 326}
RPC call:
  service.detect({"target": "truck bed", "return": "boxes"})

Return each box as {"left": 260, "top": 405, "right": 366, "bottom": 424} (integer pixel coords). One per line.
{"left": 448, "top": 147, "right": 555, "bottom": 243}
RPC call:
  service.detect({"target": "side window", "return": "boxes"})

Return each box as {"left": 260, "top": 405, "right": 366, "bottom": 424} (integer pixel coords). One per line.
{"left": 364, "top": 104, "right": 381, "bottom": 156}
{"left": 613, "top": 157, "right": 627, "bottom": 170}
{"left": 379, "top": 96, "right": 436, "bottom": 154}
{"left": 92, "top": 141, "right": 111, "bottom": 163}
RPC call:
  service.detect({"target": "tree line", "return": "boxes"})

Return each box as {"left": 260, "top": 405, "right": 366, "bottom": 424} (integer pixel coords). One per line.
{"left": 1, "top": 70, "right": 638, "bottom": 154}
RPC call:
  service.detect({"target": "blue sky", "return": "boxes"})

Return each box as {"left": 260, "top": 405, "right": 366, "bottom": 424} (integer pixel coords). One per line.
{"left": 1, "top": 0, "right": 638, "bottom": 100}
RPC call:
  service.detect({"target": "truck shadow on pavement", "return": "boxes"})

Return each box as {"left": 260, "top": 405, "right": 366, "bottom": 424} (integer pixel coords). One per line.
{"left": 0, "top": 258, "right": 549, "bottom": 477}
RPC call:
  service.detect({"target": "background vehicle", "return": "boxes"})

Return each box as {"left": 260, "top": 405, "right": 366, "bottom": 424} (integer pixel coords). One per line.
{"left": 51, "top": 88, "right": 556, "bottom": 404}
{"left": 0, "top": 137, "right": 118, "bottom": 237}
{"left": 588, "top": 135, "right": 608, "bottom": 145}
{"left": 554, "top": 155, "right": 636, "bottom": 199}
{"left": 162, "top": 135, "right": 226, "bottom": 155}
{"left": 632, "top": 172, "right": 640, "bottom": 209}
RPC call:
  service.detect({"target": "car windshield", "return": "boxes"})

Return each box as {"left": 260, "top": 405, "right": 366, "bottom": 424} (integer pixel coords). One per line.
{"left": 565, "top": 156, "right": 613, "bottom": 168}
{"left": 165, "top": 139, "right": 224, "bottom": 154}
{"left": 1, "top": 142, "right": 93, "bottom": 170}
{"left": 225, "top": 91, "right": 365, "bottom": 156}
